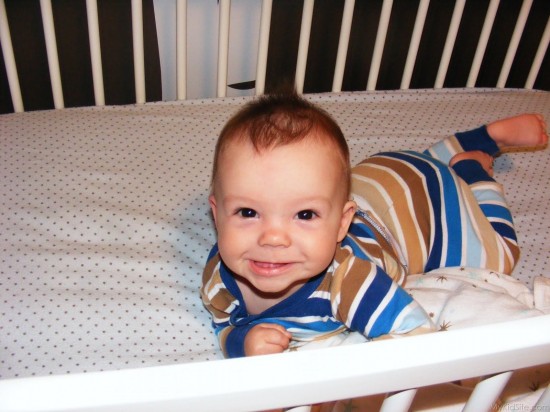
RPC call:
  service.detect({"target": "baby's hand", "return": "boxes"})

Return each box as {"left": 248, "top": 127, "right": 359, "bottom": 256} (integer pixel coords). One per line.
{"left": 244, "top": 323, "right": 292, "bottom": 356}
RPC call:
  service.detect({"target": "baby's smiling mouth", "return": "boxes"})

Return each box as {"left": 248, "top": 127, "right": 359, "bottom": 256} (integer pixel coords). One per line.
{"left": 249, "top": 260, "right": 293, "bottom": 275}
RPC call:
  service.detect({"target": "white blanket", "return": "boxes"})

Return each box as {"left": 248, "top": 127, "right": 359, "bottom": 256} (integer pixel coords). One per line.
{"left": 407, "top": 267, "right": 547, "bottom": 330}
{"left": 295, "top": 268, "right": 550, "bottom": 412}
{"left": 292, "top": 267, "right": 547, "bottom": 351}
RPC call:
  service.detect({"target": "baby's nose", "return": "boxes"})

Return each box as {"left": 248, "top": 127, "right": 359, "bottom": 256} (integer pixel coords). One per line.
{"left": 259, "top": 223, "right": 291, "bottom": 247}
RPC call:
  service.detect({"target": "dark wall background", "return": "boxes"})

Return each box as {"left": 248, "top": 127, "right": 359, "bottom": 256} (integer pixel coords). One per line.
{"left": 0, "top": 0, "right": 161, "bottom": 114}
{"left": 1, "top": 0, "right": 548, "bottom": 114}
{"left": 266, "top": 0, "right": 549, "bottom": 93}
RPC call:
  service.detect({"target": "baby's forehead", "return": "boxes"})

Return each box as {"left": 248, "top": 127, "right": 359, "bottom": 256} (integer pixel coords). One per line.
{"left": 213, "top": 132, "right": 351, "bottom": 199}
{"left": 221, "top": 130, "right": 344, "bottom": 160}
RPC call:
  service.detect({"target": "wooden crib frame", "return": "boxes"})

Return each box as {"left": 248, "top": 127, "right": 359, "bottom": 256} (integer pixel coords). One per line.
{"left": 1, "top": 1, "right": 549, "bottom": 411}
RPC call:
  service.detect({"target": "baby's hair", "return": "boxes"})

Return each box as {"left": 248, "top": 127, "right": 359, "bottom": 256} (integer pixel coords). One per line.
{"left": 211, "top": 91, "right": 351, "bottom": 196}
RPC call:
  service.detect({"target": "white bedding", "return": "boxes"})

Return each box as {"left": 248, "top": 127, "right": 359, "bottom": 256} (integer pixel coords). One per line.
{"left": 1, "top": 88, "right": 549, "bottom": 381}
{"left": 317, "top": 264, "right": 550, "bottom": 412}
{"left": 292, "top": 266, "right": 547, "bottom": 352}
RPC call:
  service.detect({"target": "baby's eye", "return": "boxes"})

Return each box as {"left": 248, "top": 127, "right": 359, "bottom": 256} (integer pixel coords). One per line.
{"left": 296, "top": 210, "right": 317, "bottom": 220}
{"left": 238, "top": 208, "right": 258, "bottom": 218}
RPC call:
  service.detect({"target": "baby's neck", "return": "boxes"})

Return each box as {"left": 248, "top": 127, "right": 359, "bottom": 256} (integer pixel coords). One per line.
{"left": 235, "top": 277, "right": 304, "bottom": 314}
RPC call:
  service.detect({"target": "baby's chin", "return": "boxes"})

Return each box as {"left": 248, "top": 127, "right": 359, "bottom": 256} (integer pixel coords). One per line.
{"left": 245, "top": 275, "right": 309, "bottom": 299}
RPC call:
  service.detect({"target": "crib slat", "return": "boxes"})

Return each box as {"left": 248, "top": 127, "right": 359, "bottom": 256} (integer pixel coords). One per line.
{"left": 463, "top": 371, "right": 512, "bottom": 412}
{"left": 367, "top": 0, "right": 393, "bottom": 91}
{"left": 0, "top": 0, "right": 24, "bottom": 112}
{"left": 176, "top": 0, "right": 187, "bottom": 100}
{"left": 295, "top": 0, "right": 314, "bottom": 94}
{"left": 434, "top": 0, "right": 465, "bottom": 89}
{"left": 525, "top": 15, "right": 550, "bottom": 89}
{"left": 535, "top": 384, "right": 550, "bottom": 408}
{"left": 380, "top": 389, "right": 417, "bottom": 412}
{"left": 131, "top": 0, "right": 146, "bottom": 103}
{"left": 217, "top": 0, "right": 230, "bottom": 97}
{"left": 400, "top": 0, "right": 429, "bottom": 90}
{"left": 497, "top": 0, "right": 533, "bottom": 88}
{"left": 40, "top": 0, "right": 64, "bottom": 109}
{"left": 332, "top": 0, "right": 355, "bottom": 93}
{"left": 86, "top": 0, "right": 105, "bottom": 106}
{"left": 255, "top": 0, "right": 272, "bottom": 95}
{"left": 467, "top": 0, "right": 499, "bottom": 88}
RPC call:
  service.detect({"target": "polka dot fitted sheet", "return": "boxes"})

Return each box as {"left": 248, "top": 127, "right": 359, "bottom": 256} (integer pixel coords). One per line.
{"left": 1, "top": 89, "right": 549, "bottom": 379}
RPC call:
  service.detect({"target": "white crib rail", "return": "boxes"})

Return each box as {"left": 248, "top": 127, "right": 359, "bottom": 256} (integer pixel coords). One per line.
{"left": 526, "top": 15, "right": 550, "bottom": 90}
{"left": 255, "top": 0, "right": 272, "bottom": 95}
{"left": 176, "top": 0, "right": 187, "bottom": 100}
{"left": 39, "top": 0, "right": 63, "bottom": 109}
{"left": 217, "top": 0, "right": 230, "bottom": 98}
{"left": 463, "top": 371, "right": 512, "bottom": 412}
{"left": 380, "top": 389, "right": 417, "bottom": 412}
{"left": 0, "top": 315, "right": 549, "bottom": 412}
{"left": 497, "top": 0, "right": 533, "bottom": 88}
{"left": 295, "top": 0, "right": 314, "bottom": 94}
{"left": 537, "top": 386, "right": 550, "bottom": 409}
{"left": 467, "top": 0, "right": 499, "bottom": 88}
{"left": 434, "top": 0, "right": 466, "bottom": 89}
{"left": 400, "top": 0, "right": 430, "bottom": 90}
{"left": 131, "top": 0, "right": 146, "bottom": 104}
{"left": 85, "top": 0, "right": 105, "bottom": 106}
{"left": 367, "top": 0, "right": 394, "bottom": 91}
{"left": 0, "top": 0, "right": 23, "bottom": 112}
{"left": 1, "top": 0, "right": 548, "bottom": 111}
{"left": 331, "top": 0, "right": 355, "bottom": 92}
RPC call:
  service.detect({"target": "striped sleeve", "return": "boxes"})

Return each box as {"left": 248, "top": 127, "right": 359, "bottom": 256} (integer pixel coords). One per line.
{"left": 331, "top": 246, "right": 434, "bottom": 338}
{"left": 200, "top": 249, "right": 247, "bottom": 357}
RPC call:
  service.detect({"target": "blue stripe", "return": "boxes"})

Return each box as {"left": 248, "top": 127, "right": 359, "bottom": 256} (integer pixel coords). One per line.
{"left": 473, "top": 188, "right": 507, "bottom": 204}
{"left": 455, "top": 126, "right": 499, "bottom": 156}
{"left": 379, "top": 151, "right": 464, "bottom": 270}
{"left": 439, "top": 169, "right": 463, "bottom": 267}
{"left": 207, "top": 243, "right": 219, "bottom": 261}
{"left": 348, "top": 219, "right": 377, "bottom": 239}
{"left": 341, "top": 233, "right": 369, "bottom": 260}
{"left": 424, "top": 141, "right": 453, "bottom": 164}
{"left": 370, "top": 286, "right": 415, "bottom": 337}
{"left": 480, "top": 204, "right": 514, "bottom": 223}
{"left": 349, "top": 268, "right": 392, "bottom": 332}
{"left": 463, "top": 219, "right": 482, "bottom": 267}
{"left": 261, "top": 318, "right": 342, "bottom": 334}
{"left": 491, "top": 222, "right": 517, "bottom": 241}
{"left": 226, "top": 324, "right": 255, "bottom": 358}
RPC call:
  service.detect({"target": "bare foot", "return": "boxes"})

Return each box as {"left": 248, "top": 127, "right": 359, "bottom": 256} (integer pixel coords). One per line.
{"left": 486, "top": 113, "right": 548, "bottom": 150}
{"left": 450, "top": 151, "right": 494, "bottom": 177}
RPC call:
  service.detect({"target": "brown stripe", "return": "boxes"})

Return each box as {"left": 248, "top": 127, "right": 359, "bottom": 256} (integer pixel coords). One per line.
{"left": 353, "top": 155, "right": 432, "bottom": 273}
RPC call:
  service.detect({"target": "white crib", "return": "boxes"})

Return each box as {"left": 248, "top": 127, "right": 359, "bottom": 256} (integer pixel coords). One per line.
{"left": 1, "top": 1, "right": 549, "bottom": 411}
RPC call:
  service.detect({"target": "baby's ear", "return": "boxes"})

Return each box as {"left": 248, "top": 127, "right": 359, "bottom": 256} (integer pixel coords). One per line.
{"left": 209, "top": 194, "right": 218, "bottom": 227}
{"left": 337, "top": 200, "right": 356, "bottom": 241}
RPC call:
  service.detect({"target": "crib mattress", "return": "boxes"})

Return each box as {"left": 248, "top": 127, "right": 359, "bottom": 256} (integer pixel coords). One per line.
{"left": 1, "top": 88, "right": 549, "bottom": 380}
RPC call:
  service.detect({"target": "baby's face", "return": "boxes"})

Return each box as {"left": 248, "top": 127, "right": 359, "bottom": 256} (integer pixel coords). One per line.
{"left": 210, "top": 135, "right": 355, "bottom": 299}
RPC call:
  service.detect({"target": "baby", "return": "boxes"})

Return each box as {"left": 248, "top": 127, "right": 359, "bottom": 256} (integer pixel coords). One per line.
{"left": 201, "top": 92, "right": 548, "bottom": 358}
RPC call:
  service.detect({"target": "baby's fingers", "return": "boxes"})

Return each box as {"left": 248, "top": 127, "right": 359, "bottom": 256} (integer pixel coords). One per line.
{"left": 245, "top": 323, "right": 292, "bottom": 356}
{"left": 260, "top": 323, "right": 292, "bottom": 339}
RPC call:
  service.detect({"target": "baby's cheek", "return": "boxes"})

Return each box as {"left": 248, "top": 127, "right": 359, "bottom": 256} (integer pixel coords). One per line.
{"left": 305, "top": 237, "right": 339, "bottom": 272}
{"left": 218, "top": 229, "right": 249, "bottom": 262}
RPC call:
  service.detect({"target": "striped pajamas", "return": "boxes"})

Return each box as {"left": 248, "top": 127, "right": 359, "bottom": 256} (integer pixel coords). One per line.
{"left": 351, "top": 126, "right": 519, "bottom": 277}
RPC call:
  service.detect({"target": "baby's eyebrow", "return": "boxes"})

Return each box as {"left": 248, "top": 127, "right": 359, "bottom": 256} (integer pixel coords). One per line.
{"left": 221, "top": 193, "right": 335, "bottom": 208}
{"left": 221, "top": 194, "right": 255, "bottom": 204}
